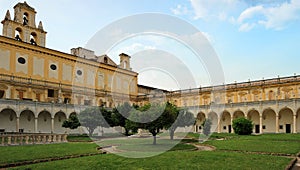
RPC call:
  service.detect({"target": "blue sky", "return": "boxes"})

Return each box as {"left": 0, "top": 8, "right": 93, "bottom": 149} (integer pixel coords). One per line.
{"left": 1, "top": 0, "right": 300, "bottom": 90}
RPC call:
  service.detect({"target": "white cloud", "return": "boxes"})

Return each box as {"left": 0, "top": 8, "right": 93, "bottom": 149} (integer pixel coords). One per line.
{"left": 237, "top": 5, "right": 264, "bottom": 23}
{"left": 171, "top": 4, "right": 189, "bottom": 15}
{"left": 189, "top": 0, "right": 244, "bottom": 21}
{"left": 238, "top": 0, "right": 300, "bottom": 31}
{"left": 239, "top": 23, "right": 256, "bottom": 32}
{"left": 176, "top": 0, "right": 300, "bottom": 31}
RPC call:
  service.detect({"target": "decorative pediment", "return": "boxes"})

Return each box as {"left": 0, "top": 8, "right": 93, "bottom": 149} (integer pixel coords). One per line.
{"left": 281, "top": 86, "right": 293, "bottom": 92}
{"left": 33, "top": 89, "right": 44, "bottom": 94}
{"left": 252, "top": 90, "right": 261, "bottom": 95}
{"left": 97, "top": 55, "right": 117, "bottom": 66}
{"left": 238, "top": 91, "right": 247, "bottom": 96}
{"left": 0, "top": 84, "right": 8, "bottom": 90}
{"left": 226, "top": 93, "right": 234, "bottom": 97}
{"left": 202, "top": 95, "right": 210, "bottom": 99}
{"left": 15, "top": 87, "right": 27, "bottom": 92}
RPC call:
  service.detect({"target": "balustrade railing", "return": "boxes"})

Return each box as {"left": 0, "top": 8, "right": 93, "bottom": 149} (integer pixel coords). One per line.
{"left": 0, "top": 133, "right": 68, "bottom": 146}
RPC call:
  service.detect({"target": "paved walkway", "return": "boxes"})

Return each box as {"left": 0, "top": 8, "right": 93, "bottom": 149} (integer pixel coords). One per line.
{"left": 291, "top": 157, "right": 300, "bottom": 170}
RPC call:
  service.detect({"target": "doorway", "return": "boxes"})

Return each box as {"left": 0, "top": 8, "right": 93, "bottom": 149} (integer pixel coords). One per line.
{"left": 255, "top": 125, "right": 260, "bottom": 133}
{"left": 228, "top": 125, "right": 232, "bottom": 133}
{"left": 286, "top": 124, "right": 291, "bottom": 133}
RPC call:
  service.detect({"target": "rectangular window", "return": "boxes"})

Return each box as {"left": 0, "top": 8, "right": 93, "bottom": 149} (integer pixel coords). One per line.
{"left": 36, "top": 93, "right": 40, "bottom": 101}
{"left": 223, "top": 126, "right": 226, "bottom": 130}
{"left": 84, "top": 100, "right": 91, "bottom": 105}
{"left": 279, "top": 125, "right": 283, "bottom": 129}
{"left": 19, "top": 91, "right": 23, "bottom": 99}
{"left": 48, "top": 89, "right": 54, "bottom": 97}
{"left": 263, "top": 125, "right": 266, "bottom": 129}
{"left": 64, "top": 98, "right": 70, "bottom": 104}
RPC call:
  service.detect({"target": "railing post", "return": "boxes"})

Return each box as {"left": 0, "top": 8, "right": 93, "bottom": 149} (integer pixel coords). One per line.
{"left": 25, "top": 135, "right": 29, "bottom": 144}
{"left": 7, "top": 136, "right": 11, "bottom": 145}
{"left": 1, "top": 136, "right": 4, "bottom": 145}
{"left": 52, "top": 134, "right": 56, "bottom": 143}
{"left": 42, "top": 135, "right": 46, "bottom": 144}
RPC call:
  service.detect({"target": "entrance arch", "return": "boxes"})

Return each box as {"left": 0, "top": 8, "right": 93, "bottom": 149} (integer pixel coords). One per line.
{"left": 195, "top": 112, "right": 205, "bottom": 133}
{"left": 38, "top": 111, "right": 51, "bottom": 133}
{"left": 248, "top": 110, "right": 260, "bottom": 133}
{"left": 0, "top": 108, "right": 17, "bottom": 132}
{"left": 54, "top": 111, "right": 67, "bottom": 133}
{"left": 278, "top": 108, "right": 293, "bottom": 133}
{"left": 220, "top": 111, "right": 231, "bottom": 133}
{"left": 207, "top": 112, "right": 218, "bottom": 132}
{"left": 233, "top": 110, "right": 245, "bottom": 120}
{"left": 20, "top": 110, "right": 35, "bottom": 133}
{"left": 262, "top": 109, "right": 276, "bottom": 133}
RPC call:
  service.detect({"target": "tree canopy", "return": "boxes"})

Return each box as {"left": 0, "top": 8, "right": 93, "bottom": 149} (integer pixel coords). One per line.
{"left": 62, "top": 114, "right": 81, "bottom": 130}
{"left": 78, "top": 107, "right": 112, "bottom": 136}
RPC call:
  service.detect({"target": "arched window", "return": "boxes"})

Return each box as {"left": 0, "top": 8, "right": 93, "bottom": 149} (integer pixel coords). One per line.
{"left": 15, "top": 28, "right": 22, "bottom": 41}
{"left": 23, "top": 13, "right": 28, "bottom": 25}
{"left": 104, "top": 57, "right": 108, "bottom": 64}
{"left": 30, "top": 32, "right": 37, "bottom": 45}
{"left": 124, "top": 61, "right": 127, "bottom": 69}
{"left": 99, "top": 99, "right": 104, "bottom": 107}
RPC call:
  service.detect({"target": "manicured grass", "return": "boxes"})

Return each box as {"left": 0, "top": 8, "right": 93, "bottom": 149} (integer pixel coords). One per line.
{"left": 97, "top": 137, "right": 195, "bottom": 158}
{"left": 12, "top": 150, "right": 291, "bottom": 170}
{"left": 204, "top": 133, "right": 300, "bottom": 154}
{"left": 0, "top": 142, "right": 98, "bottom": 165}
{"left": 2, "top": 133, "right": 299, "bottom": 169}
{"left": 67, "top": 135, "right": 93, "bottom": 142}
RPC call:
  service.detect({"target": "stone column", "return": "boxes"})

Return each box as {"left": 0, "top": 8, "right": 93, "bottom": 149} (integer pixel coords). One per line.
{"left": 16, "top": 117, "right": 20, "bottom": 132}
{"left": 51, "top": 118, "right": 54, "bottom": 133}
{"left": 275, "top": 115, "right": 279, "bottom": 133}
{"left": 259, "top": 115, "right": 263, "bottom": 134}
{"left": 230, "top": 116, "right": 234, "bottom": 133}
{"left": 293, "top": 114, "right": 297, "bottom": 133}
{"left": 217, "top": 117, "right": 221, "bottom": 133}
{"left": 34, "top": 118, "right": 38, "bottom": 133}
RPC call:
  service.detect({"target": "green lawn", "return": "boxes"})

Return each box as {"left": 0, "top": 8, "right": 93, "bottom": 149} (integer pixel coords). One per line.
{"left": 12, "top": 150, "right": 291, "bottom": 170}
{"left": 1, "top": 133, "right": 299, "bottom": 169}
{"left": 0, "top": 142, "right": 98, "bottom": 165}
{"left": 204, "top": 133, "right": 300, "bottom": 155}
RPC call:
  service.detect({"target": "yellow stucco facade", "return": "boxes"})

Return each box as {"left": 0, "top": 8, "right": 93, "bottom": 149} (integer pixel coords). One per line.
{"left": 0, "top": 2, "right": 299, "bottom": 134}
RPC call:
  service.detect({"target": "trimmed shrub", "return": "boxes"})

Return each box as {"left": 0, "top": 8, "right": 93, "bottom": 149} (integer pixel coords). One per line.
{"left": 232, "top": 117, "right": 253, "bottom": 135}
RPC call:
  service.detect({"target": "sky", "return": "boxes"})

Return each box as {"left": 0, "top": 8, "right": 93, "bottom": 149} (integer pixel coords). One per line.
{"left": 1, "top": 0, "right": 300, "bottom": 90}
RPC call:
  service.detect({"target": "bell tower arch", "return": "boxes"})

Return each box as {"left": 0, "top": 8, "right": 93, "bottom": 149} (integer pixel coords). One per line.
{"left": 1, "top": 1, "right": 47, "bottom": 47}
{"left": 119, "top": 53, "right": 131, "bottom": 70}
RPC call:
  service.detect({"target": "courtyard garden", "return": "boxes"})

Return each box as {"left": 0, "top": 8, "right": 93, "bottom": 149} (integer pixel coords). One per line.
{"left": 0, "top": 133, "right": 298, "bottom": 169}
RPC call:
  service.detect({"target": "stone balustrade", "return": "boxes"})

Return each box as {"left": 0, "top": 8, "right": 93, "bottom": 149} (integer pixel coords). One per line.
{"left": 0, "top": 133, "right": 68, "bottom": 146}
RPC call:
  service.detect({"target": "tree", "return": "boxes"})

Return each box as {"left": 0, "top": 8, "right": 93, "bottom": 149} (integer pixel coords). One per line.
{"left": 232, "top": 117, "right": 253, "bottom": 135}
{"left": 163, "top": 102, "right": 195, "bottom": 140}
{"left": 78, "top": 107, "right": 112, "bottom": 136}
{"left": 62, "top": 114, "right": 81, "bottom": 131}
{"left": 112, "top": 102, "right": 132, "bottom": 136}
{"left": 127, "top": 103, "right": 165, "bottom": 145}
{"left": 202, "top": 119, "right": 212, "bottom": 136}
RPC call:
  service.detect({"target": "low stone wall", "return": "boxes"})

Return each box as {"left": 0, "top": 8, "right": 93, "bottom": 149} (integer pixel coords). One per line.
{"left": 0, "top": 133, "right": 67, "bottom": 146}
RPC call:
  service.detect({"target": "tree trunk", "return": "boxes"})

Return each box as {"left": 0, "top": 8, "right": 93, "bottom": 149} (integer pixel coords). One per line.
{"left": 153, "top": 135, "right": 157, "bottom": 145}
{"left": 125, "top": 128, "right": 129, "bottom": 136}
{"left": 88, "top": 128, "right": 93, "bottom": 137}
{"left": 170, "top": 129, "right": 174, "bottom": 140}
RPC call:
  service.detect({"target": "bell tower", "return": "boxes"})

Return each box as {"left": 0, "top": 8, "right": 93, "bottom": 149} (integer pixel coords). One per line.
{"left": 1, "top": 1, "right": 47, "bottom": 47}
{"left": 119, "top": 53, "right": 131, "bottom": 70}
